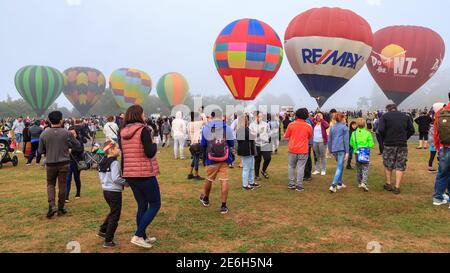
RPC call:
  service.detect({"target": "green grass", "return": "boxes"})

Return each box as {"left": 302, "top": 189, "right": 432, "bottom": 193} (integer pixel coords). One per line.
{"left": 0, "top": 141, "right": 449, "bottom": 253}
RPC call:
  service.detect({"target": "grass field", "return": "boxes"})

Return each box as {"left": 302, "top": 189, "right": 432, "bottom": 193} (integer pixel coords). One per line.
{"left": 0, "top": 141, "right": 449, "bottom": 253}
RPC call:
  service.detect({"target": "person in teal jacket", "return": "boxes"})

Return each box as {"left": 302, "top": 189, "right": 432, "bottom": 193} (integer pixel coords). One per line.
{"left": 349, "top": 118, "right": 375, "bottom": 192}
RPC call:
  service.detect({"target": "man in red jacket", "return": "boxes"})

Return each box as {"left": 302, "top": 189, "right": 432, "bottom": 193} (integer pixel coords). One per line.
{"left": 432, "top": 92, "right": 450, "bottom": 207}
{"left": 284, "top": 108, "right": 313, "bottom": 192}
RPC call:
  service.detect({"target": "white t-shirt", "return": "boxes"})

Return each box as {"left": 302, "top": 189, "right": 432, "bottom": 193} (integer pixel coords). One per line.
{"left": 313, "top": 125, "right": 323, "bottom": 143}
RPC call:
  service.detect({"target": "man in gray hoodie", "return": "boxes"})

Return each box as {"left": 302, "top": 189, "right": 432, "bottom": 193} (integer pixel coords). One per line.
{"left": 39, "top": 111, "right": 81, "bottom": 218}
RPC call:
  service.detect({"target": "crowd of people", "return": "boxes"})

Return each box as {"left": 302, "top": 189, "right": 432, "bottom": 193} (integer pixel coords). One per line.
{"left": 1, "top": 93, "right": 449, "bottom": 249}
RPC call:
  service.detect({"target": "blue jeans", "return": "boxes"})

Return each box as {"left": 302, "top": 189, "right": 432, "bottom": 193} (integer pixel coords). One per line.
{"left": 433, "top": 148, "right": 450, "bottom": 201}
{"left": 332, "top": 152, "right": 346, "bottom": 186}
{"left": 241, "top": 156, "right": 255, "bottom": 187}
{"left": 191, "top": 154, "right": 200, "bottom": 171}
{"left": 348, "top": 147, "right": 354, "bottom": 166}
{"left": 15, "top": 133, "right": 22, "bottom": 144}
{"left": 27, "top": 140, "right": 41, "bottom": 164}
{"left": 128, "top": 177, "right": 161, "bottom": 239}
{"left": 66, "top": 160, "right": 81, "bottom": 199}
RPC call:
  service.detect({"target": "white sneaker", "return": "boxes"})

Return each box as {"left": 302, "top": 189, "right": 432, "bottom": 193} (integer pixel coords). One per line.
{"left": 312, "top": 171, "right": 320, "bottom": 175}
{"left": 444, "top": 194, "right": 450, "bottom": 202}
{"left": 433, "top": 199, "right": 448, "bottom": 206}
{"left": 360, "top": 184, "right": 369, "bottom": 192}
{"left": 329, "top": 186, "right": 337, "bottom": 193}
{"left": 321, "top": 171, "right": 326, "bottom": 176}
{"left": 131, "top": 236, "right": 153, "bottom": 249}
{"left": 145, "top": 237, "right": 157, "bottom": 244}
{"left": 337, "top": 184, "right": 347, "bottom": 190}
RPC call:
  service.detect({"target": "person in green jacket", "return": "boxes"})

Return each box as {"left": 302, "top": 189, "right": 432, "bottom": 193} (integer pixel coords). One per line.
{"left": 349, "top": 118, "right": 375, "bottom": 192}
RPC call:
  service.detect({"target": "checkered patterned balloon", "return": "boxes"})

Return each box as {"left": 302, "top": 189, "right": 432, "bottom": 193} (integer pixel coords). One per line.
{"left": 109, "top": 68, "right": 152, "bottom": 109}
{"left": 213, "top": 18, "right": 283, "bottom": 100}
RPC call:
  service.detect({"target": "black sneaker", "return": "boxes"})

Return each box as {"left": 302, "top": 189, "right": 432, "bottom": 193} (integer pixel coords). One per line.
{"left": 199, "top": 195, "right": 210, "bottom": 207}
{"left": 393, "top": 187, "right": 401, "bottom": 195}
{"left": 383, "top": 183, "right": 393, "bottom": 192}
{"left": 46, "top": 206, "right": 58, "bottom": 219}
{"left": 303, "top": 177, "right": 312, "bottom": 182}
{"left": 261, "top": 171, "right": 270, "bottom": 179}
{"left": 187, "top": 174, "right": 195, "bottom": 180}
{"left": 243, "top": 186, "right": 254, "bottom": 191}
{"left": 97, "top": 232, "right": 107, "bottom": 239}
{"left": 288, "top": 185, "right": 296, "bottom": 190}
{"left": 103, "top": 241, "right": 118, "bottom": 248}
{"left": 162, "top": 143, "right": 166, "bottom": 148}
{"left": 346, "top": 165, "right": 353, "bottom": 170}
{"left": 57, "top": 208, "right": 68, "bottom": 216}
{"left": 194, "top": 175, "right": 204, "bottom": 181}
{"left": 296, "top": 187, "right": 305, "bottom": 192}
{"left": 250, "top": 182, "right": 261, "bottom": 188}
{"left": 220, "top": 205, "right": 229, "bottom": 215}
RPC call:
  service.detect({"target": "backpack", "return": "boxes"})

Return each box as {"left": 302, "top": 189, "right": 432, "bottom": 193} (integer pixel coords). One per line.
{"left": 206, "top": 124, "right": 229, "bottom": 162}
{"left": 438, "top": 109, "right": 450, "bottom": 145}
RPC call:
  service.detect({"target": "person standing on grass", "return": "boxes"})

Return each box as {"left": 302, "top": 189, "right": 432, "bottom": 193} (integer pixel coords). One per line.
{"left": 187, "top": 112, "right": 207, "bottom": 180}
{"left": 347, "top": 121, "right": 358, "bottom": 170}
{"left": 12, "top": 116, "right": 25, "bottom": 150}
{"left": 428, "top": 103, "right": 445, "bottom": 173}
{"left": 65, "top": 126, "right": 85, "bottom": 203}
{"left": 97, "top": 141, "right": 127, "bottom": 248}
{"left": 38, "top": 111, "right": 81, "bottom": 218}
{"left": 378, "top": 104, "right": 415, "bottom": 195}
{"left": 312, "top": 113, "right": 329, "bottom": 176}
{"left": 120, "top": 105, "right": 160, "bottom": 249}
{"left": 328, "top": 112, "right": 350, "bottom": 193}
{"left": 172, "top": 111, "right": 187, "bottom": 160}
{"left": 284, "top": 108, "right": 313, "bottom": 192}
{"left": 250, "top": 112, "right": 272, "bottom": 181}
{"left": 237, "top": 114, "right": 259, "bottom": 190}
{"left": 373, "top": 116, "right": 384, "bottom": 155}
{"left": 432, "top": 92, "right": 450, "bottom": 207}
{"left": 349, "top": 118, "right": 375, "bottom": 192}
{"left": 161, "top": 117, "right": 171, "bottom": 148}
{"left": 27, "top": 120, "right": 43, "bottom": 165}
{"left": 199, "top": 109, "right": 235, "bottom": 214}
{"left": 22, "top": 122, "right": 31, "bottom": 161}
{"left": 268, "top": 113, "right": 280, "bottom": 154}
{"left": 103, "top": 116, "right": 120, "bottom": 143}
{"left": 415, "top": 111, "right": 433, "bottom": 150}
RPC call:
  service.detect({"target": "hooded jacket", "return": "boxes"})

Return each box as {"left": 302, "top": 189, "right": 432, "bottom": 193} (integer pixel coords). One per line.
{"left": 121, "top": 123, "right": 159, "bottom": 178}
{"left": 171, "top": 111, "right": 187, "bottom": 138}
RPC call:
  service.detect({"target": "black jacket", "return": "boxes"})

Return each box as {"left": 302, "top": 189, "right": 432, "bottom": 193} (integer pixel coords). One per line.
{"left": 379, "top": 111, "right": 415, "bottom": 147}
{"left": 414, "top": 115, "right": 433, "bottom": 133}
{"left": 237, "top": 128, "right": 256, "bottom": 157}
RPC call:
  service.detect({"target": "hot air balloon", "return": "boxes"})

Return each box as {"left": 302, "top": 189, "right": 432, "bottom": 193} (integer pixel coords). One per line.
{"left": 213, "top": 18, "right": 283, "bottom": 101}
{"left": 156, "top": 72, "right": 189, "bottom": 107}
{"left": 63, "top": 67, "right": 106, "bottom": 116}
{"left": 285, "top": 7, "right": 373, "bottom": 107}
{"left": 367, "top": 26, "right": 445, "bottom": 105}
{"left": 14, "top": 65, "right": 64, "bottom": 116}
{"left": 109, "top": 68, "right": 152, "bottom": 109}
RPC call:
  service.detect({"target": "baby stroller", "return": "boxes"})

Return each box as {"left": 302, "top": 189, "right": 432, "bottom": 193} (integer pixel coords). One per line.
{"left": 83, "top": 143, "right": 105, "bottom": 170}
{"left": 0, "top": 137, "right": 19, "bottom": 169}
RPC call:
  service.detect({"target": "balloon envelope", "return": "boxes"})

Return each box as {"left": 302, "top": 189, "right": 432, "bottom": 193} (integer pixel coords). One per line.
{"left": 156, "top": 72, "right": 189, "bottom": 107}
{"left": 63, "top": 67, "right": 106, "bottom": 116}
{"left": 14, "top": 65, "right": 64, "bottom": 116}
{"left": 285, "top": 7, "right": 373, "bottom": 107}
{"left": 213, "top": 18, "right": 283, "bottom": 101}
{"left": 367, "top": 26, "right": 445, "bottom": 105}
{"left": 109, "top": 68, "right": 152, "bottom": 109}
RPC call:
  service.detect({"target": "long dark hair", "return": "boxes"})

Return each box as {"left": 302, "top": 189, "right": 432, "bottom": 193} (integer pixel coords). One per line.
{"left": 123, "top": 105, "right": 144, "bottom": 128}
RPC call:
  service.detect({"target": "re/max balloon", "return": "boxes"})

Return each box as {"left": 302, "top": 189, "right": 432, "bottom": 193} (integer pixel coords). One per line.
{"left": 367, "top": 26, "right": 446, "bottom": 105}
{"left": 156, "top": 73, "right": 189, "bottom": 107}
{"left": 285, "top": 7, "right": 373, "bottom": 107}
{"left": 14, "top": 65, "right": 64, "bottom": 116}
{"left": 213, "top": 18, "right": 283, "bottom": 101}
{"left": 109, "top": 68, "right": 152, "bottom": 109}
{"left": 63, "top": 67, "right": 106, "bottom": 116}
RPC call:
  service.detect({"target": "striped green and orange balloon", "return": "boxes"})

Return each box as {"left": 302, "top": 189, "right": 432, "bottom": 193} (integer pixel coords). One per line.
{"left": 15, "top": 65, "right": 64, "bottom": 116}
{"left": 156, "top": 73, "right": 189, "bottom": 108}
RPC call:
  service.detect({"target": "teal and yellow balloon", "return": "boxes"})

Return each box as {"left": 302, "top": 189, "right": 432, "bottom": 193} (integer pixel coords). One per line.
{"left": 63, "top": 67, "right": 106, "bottom": 116}
{"left": 15, "top": 65, "right": 64, "bottom": 116}
{"left": 156, "top": 73, "right": 189, "bottom": 107}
